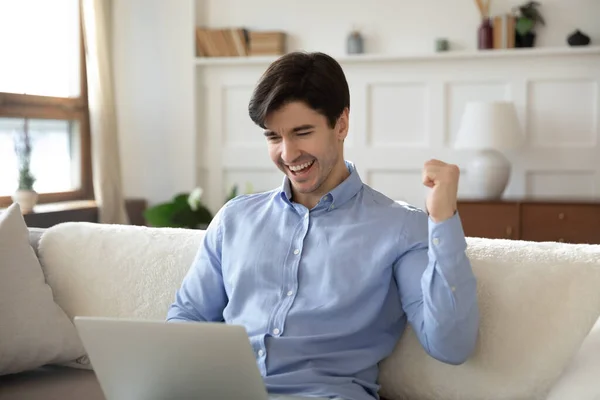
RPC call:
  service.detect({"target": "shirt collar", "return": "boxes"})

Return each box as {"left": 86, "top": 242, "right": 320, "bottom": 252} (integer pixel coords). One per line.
{"left": 279, "top": 160, "right": 363, "bottom": 211}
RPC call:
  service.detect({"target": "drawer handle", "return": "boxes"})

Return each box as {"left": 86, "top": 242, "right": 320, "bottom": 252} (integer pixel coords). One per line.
{"left": 505, "top": 226, "right": 512, "bottom": 237}
{"left": 558, "top": 213, "right": 565, "bottom": 220}
{"left": 558, "top": 238, "right": 565, "bottom": 243}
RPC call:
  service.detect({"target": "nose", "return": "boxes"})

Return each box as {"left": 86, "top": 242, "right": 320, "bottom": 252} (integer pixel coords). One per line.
{"left": 281, "top": 138, "right": 300, "bottom": 164}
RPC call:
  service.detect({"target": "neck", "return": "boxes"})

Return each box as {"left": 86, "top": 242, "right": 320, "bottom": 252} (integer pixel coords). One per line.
{"left": 292, "top": 158, "right": 350, "bottom": 209}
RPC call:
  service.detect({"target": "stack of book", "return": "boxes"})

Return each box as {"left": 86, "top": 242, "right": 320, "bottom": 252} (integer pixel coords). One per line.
{"left": 195, "top": 28, "right": 248, "bottom": 57}
{"left": 195, "top": 28, "right": 286, "bottom": 57}
{"left": 247, "top": 31, "right": 286, "bottom": 56}
{"left": 493, "top": 14, "right": 516, "bottom": 49}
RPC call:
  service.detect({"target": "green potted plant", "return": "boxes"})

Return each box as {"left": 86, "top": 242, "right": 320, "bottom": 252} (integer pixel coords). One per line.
{"left": 143, "top": 187, "right": 213, "bottom": 229}
{"left": 143, "top": 183, "right": 254, "bottom": 229}
{"left": 514, "top": 1, "right": 545, "bottom": 48}
{"left": 12, "top": 119, "right": 38, "bottom": 213}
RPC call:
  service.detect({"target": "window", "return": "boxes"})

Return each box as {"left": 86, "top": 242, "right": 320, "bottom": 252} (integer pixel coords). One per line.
{"left": 0, "top": 0, "right": 92, "bottom": 207}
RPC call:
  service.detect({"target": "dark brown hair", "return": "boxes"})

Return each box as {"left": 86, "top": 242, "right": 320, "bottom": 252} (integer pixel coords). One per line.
{"left": 248, "top": 51, "right": 350, "bottom": 129}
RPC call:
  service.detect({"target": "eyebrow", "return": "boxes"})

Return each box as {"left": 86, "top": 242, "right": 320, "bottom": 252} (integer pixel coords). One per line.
{"left": 264, "top": 124, "right": 315, "bottom": 137}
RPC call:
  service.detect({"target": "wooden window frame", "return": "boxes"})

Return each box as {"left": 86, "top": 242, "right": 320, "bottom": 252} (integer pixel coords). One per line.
{"left": 0, "top": 4, "right": 93, "bottom": 208}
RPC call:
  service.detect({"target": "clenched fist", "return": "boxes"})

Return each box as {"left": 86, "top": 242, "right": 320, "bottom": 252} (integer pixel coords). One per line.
{"left": 422, "top": 159, "right": 460, "bottom": 223}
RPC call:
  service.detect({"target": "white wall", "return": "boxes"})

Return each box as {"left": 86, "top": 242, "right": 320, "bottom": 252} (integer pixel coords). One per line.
{"left": 112, "top": 0, "right": 195, "bottom": 204}
{"left": 199, "top": 0, "right": 600, "bottom": 55}
{"left": 195, "top": 49, "right": 600, "bottom": 213}
{"left": 193, "top": 0, "right": 600, "bottom": 212}
{"left": 109, "top": 0, "right": 599, "bottom": 205}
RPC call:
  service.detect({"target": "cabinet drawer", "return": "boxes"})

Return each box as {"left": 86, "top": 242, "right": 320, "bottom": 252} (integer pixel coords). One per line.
{"left": 458, "top": 203, "right": 520, "bottom": 240}
{"left": 521, "top": 204, "right": 600, "bottom": 244}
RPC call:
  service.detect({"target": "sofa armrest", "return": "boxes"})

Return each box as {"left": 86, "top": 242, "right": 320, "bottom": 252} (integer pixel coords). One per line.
{"left": 546, "top": 316, "right": 600, "bottom": 399}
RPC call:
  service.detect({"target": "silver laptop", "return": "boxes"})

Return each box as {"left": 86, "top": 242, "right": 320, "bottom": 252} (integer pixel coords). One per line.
{"left": 74, "top": 316, "right": 307, "bottom": 400}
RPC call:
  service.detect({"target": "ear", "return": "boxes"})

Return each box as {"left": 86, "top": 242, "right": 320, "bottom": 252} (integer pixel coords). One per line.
{"left": 335, "top": 108, "right": 349, "bottom": 141}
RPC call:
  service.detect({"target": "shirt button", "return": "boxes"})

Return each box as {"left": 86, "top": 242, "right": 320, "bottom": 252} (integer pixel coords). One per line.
{"left": 258, "top": 349, "right": 264, "bottom": 357}
{"left": 293, "top": 249, "right": 300, "bottom": 255}
{"left": 272, "top": 328, "right": 280, "bottom": 335}
{"left": 286, "top": 290, "right": 293, "bottom": 296}
{"left": 433, "top": 237, "right": 440, "bottom": 245}
{"left": 304, "top": 213, "right": 309, "bottom": 219}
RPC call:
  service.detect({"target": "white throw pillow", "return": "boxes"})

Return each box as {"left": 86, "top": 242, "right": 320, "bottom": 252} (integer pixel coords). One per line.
{"left": 0, "top": 203, "right": 85, "bottom": 375}
{"left": 378, "top": 237, "right": 600, "bottom": 400}
{"left": 545, "top": 315, "right": 600, "bottom": 399}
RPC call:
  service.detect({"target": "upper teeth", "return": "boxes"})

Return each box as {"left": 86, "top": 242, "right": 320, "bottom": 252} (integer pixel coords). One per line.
{"left": 289, "top": 161, "right": 314, "bottom": 172}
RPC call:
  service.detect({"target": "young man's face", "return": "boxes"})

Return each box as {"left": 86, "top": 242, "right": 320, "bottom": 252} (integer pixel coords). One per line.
{"left": 263, "top": 101, "right": 348, "bottom": 201}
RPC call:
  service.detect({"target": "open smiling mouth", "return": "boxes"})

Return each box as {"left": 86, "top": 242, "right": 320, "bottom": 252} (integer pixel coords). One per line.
{"left": 287, "top": 160, "right": 315, "bottom": 177}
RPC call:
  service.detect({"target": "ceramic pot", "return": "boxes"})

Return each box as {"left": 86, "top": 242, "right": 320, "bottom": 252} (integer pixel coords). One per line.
{"left": 347, "top": 31, "right": 364, "bottom": 54}
{"left": 516, "top": 32, "right": 536, "bottom": 48}
{"left": 567, "top": 30, "right": 591, "bottom": 46}
{"left": 12, "top": 189, "right": 38, "bottom": 213}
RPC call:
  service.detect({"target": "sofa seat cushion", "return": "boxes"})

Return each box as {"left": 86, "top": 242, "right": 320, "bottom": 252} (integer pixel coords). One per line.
{"left": 378, "top": 237, "right": 600, "bottom": 400}
{"left": 0, "top": 366, "right": 103, "bottom": 400}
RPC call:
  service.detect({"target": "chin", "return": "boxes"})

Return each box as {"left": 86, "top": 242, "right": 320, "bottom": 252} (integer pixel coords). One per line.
{"left": 292, "top": 183, "right": 319, "bottom": 194}
{"left": 290, "top": 174, "right": 325, "bottom": 195}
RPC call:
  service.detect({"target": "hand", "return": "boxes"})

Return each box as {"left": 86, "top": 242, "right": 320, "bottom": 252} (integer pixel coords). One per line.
{"left": 422, "top": 159, "right": 460, "bottom": 223}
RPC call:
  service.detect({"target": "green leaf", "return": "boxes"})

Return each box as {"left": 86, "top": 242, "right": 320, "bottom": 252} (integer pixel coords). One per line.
{"left": 18, "top": 167, "right": 35, "bottom": 190}
{"left": 171, "top": 204, "right": 213, "bottom": 228}
{"left": 144, "top": 192, "right": 214, "bottom": 229}
{"left": 143, "top": 203, "right": 177, "bottom": 227}
{"left": 172, "top": 193, "right": 190, "bottom": 206}
{"left": 226, "top": 185, "right": 238, "bottom": 203}
{"left": 516, "top": 17, "right": 533, "bottom": 36}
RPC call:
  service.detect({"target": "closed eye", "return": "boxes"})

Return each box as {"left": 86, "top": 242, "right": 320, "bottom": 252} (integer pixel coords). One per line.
{"left": 264, "top": 131, "right": 280, "bottom": 141}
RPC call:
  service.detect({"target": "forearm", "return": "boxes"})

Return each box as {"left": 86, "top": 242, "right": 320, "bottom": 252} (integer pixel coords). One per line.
{"left": 166, "top": 212, "right": 228, "bottom": 323}
{"left": 419, "top": 231, "right": 479, "bottom": 364}
{"left": 166, "top": 255, "right": 228, "bottom": 323}
{"left": 166, "top": 286, "right": 211, "bottom": 322}
{"left": 397, "top": 212, "right": 479, "bottom": 365}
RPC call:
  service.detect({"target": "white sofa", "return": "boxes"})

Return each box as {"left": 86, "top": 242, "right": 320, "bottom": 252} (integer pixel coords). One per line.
{"left": 1, "top": 202, "right": 600, "bottom": 400}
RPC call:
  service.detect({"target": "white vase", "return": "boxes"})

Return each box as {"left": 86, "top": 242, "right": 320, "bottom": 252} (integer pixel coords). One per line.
{"left": 12, "top": 189, "right": 39, "bottom": 214}
{"left": 466, "top": 149, "right": 511, "bottom": 199}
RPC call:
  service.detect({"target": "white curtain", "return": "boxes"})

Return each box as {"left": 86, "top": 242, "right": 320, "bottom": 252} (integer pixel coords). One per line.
{"left": 81, "top": 0, "right": 129, "bottom": 224}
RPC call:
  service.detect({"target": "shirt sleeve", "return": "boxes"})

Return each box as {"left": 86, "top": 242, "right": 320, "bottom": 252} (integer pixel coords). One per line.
{"left": 392, "top": 209, "right": 479, "bottom": 365}
{"left": 166, "top": 206, "right": 228, "bottom": 323}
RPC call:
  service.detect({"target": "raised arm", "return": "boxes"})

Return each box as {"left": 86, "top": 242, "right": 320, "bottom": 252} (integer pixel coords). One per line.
{"left": 393, "top": 210, "right": 479, "bottom": 364}
{"left": 166, "top": 207, "right": 228, "bottom": 322}
{"left": 392, "top": 159, "right": 479, "bottom": 364}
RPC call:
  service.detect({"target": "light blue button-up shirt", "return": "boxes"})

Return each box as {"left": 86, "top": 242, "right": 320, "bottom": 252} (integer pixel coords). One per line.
{"left": 167, "top": 161, "right": 479, "bottom": 400}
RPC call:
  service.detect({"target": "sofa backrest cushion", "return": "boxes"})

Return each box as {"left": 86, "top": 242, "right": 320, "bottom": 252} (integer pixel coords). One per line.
{"left": 38, "top": 222, "right": 203, "bottom": 323}
{"left": 378, "top": 237, "right": 600, "bottom": 400}
{"left": 0, "top": 204, "right": 85, "bottom": 376}
{"left": 28, "top": 227, "right": 45, "bottom": 258}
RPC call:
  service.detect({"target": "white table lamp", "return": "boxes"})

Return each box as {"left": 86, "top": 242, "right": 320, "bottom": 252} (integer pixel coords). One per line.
{"left": 454, "top": 101, "right": 524, "bottom": 199}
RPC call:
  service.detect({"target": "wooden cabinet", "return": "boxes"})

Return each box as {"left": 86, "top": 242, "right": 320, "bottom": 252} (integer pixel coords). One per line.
{"left": 457, "top": 199, "right": 600, "bottom": 244}
{"left": 457, "top": 202, "right": 520, "bottom": 240}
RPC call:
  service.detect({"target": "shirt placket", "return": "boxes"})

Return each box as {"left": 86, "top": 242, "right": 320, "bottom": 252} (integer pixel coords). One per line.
{"left": 267, "top": 206, "right": 310, "bottom": 338}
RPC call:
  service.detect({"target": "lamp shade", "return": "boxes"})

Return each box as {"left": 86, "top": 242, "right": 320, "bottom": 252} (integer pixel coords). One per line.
{"left": 454, "top": 101, "right": 524, "bottom": 150}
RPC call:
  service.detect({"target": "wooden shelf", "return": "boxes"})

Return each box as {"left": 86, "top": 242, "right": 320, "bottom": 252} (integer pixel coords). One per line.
{"left": 194, "top": 45, "right": 600, "bottom": 66}
{"left": 1, "top": 199, "right": 148, "bottom": 228}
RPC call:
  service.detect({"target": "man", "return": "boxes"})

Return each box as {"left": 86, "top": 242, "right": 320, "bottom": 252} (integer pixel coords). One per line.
{"left": 167, "top": 52, "right": 479, "bottom": 400}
